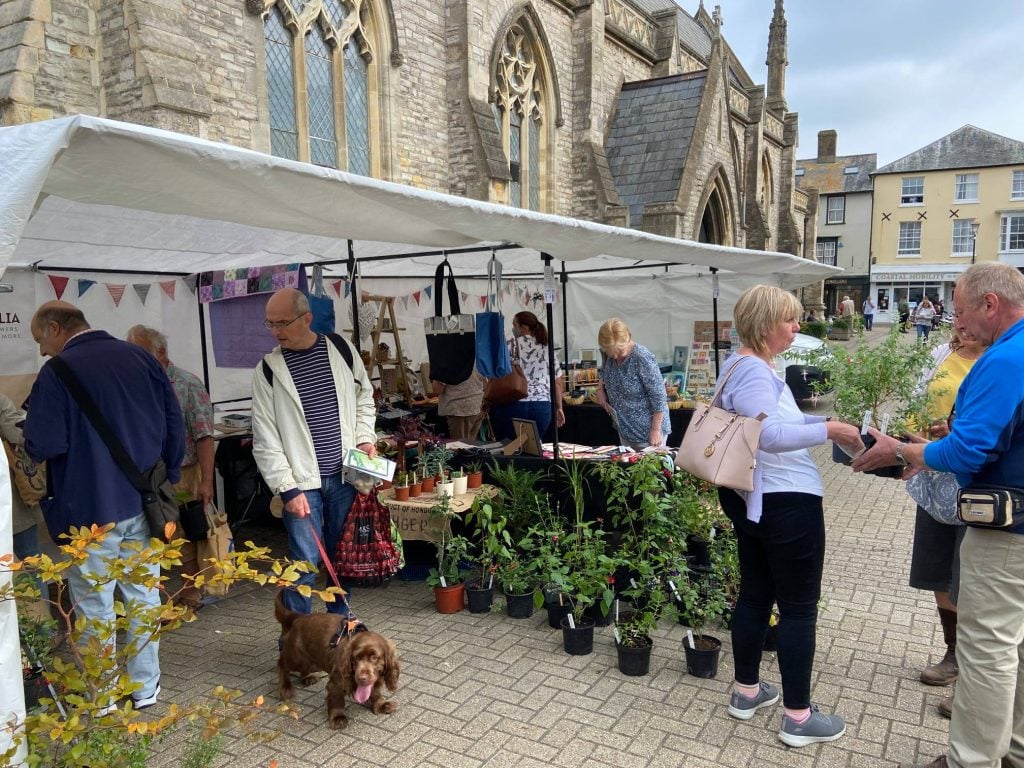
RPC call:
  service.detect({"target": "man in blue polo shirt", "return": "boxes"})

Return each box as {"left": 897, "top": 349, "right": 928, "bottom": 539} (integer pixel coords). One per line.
{"left": 24, "top": 301, "right": 183, "bottom": 712}
{"left": 251, "top": 288, "right": 377, "bottom": 616}
{"left": 854, "top": 263, "right": 1024, "bottom": 768}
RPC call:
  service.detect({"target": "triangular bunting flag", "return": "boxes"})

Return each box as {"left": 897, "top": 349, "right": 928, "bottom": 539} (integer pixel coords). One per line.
{"left": 480, "top": 295, "right": 487, "bottom": 309}
{"left": 332, "top": 280, "right": 343, "bottom": 297}
{"left": 183, "top": 275, "right": 198, "bottom": 294}
{"left": 460, "top": 291, "right": 468, "bottom": 302}
{"left": 160, "top": 280, "right": 176, "bottom": 300}
{"left": 77, "top": 279, "right": 95, "bottom": 298}
{"left": 133, "top": 284, "right": 151, "bottom": 305}
{"left": 48, "top": 275, "right": 69, "bottom": 299}
{"left": 106, "top": 284, "right": 126, "bottom": 307}
{"left": 412, "top": 290, "right": 421, "bottom": 305}
{"left": 343, "top": 281, "right": 351, "bottom": 298}
{"left": 400, "top": 296, "right": 409, "bottom": 310}
{"left": 424, "top": 285, "right": 432, "bottom": 300}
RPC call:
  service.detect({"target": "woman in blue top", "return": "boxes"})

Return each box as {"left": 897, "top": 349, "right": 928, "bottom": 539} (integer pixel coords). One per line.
{"left": 596, "top": 318, "right": 669, "bottom": 449}
{"left": 715, "top": 285, "right": 862, "bottom": 747}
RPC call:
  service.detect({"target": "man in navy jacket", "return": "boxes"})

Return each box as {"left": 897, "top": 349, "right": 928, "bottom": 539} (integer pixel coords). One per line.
{"left": 24, "top": 301, "right": 183, "bottom": 712}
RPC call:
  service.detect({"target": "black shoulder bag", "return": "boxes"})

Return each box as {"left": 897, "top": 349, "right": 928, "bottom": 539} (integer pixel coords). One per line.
{"left": 47, "top": 357, "right": 181, "bottom": 541}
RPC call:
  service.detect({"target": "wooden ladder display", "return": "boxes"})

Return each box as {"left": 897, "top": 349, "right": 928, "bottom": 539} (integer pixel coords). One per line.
{"left": 363, "top": 294, "right": 412, "bottom": 401}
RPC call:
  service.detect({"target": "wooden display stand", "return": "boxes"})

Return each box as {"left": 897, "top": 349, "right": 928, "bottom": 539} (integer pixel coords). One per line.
{"left": 359, "top": 294, "right": 413, "bottom": 401}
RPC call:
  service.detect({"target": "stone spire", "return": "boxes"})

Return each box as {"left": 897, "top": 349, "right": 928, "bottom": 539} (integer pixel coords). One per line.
{"left": 765, "top": 0, "right": 788, "bottom": 115}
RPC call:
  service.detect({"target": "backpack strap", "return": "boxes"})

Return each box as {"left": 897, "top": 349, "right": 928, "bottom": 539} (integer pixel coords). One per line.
{"left": 261, "top": 333, "right": 356, "bottom": 388}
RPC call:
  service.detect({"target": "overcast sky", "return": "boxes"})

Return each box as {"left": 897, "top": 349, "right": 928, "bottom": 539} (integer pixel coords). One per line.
{"left": 679, "top": 0, "right": 1024, "bottom": 166}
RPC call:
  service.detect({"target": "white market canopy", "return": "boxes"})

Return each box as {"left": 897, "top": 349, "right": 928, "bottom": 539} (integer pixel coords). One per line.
{"left": 0, "top": 115, "right": 839, "bottom": 286}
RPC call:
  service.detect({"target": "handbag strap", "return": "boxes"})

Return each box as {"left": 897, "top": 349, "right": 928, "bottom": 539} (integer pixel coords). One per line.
{"left": 708, "top": 354, "right": 756, "bottom": 409}
{"left": 433, "top": 258, "right": 461, "bottom": 318}
{"left": 510, "top": 335, "right": 521, "bottom": 363}
{"left": 486, "top": 253, "right": 502, "bottom": 313}
{"left": 46, "top": 356, "right": 151, "bottom": 494}
{"left": 311, "top": 264, "right": 326, "bottom": 298}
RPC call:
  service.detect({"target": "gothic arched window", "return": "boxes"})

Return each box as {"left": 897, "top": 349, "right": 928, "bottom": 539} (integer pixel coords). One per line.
{"left": 262, "top": 0, "right": 382, "bottom": 175}
{"left": 493, "top": 22, "right": 550, "bottom": 211}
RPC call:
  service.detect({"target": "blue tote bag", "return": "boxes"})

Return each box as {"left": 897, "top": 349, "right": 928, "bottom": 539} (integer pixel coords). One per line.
{"left": 306, "top": 264, "right": 336, "bottom": 335}
{"left": 475, "top": 256, "right": 512, "bottom": 378}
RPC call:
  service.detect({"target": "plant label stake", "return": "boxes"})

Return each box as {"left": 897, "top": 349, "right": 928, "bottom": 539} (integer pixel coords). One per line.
{"left": 687, "top": 629, "right": 696, "bottom": 649}
{"left": 668, "top": 579, "right": 681, "bottom": 601}
{"left": 488, "top": 573, "right": 494, "bottom": 589}
{"left": 615, "top": 599, "right": 619, "bottom": 622}
{"left": 612, "top": 626, "right": 621, "bottom": 644}
{"left": 861, "top": 409, "right": 873, "bottom": 435}
{"left": 630, "top": 578, "right": 638, "bottom": 589}
{"left": 880, "top": 412, "right": 892, "bottom": 435}
{"left": 439, "top": 576, "right": 447, "bottom": 588}
{"left": 566, "top": 614, "right": 575, "bottom": 629}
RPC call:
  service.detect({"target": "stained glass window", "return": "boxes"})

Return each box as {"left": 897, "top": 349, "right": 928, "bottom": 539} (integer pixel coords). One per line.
{"left": 262, "top": 0, "right": 376, "bottom": 175}
{"left": 528, "top": 116, "right": 539, "bottom": 212}
{"left": 264, "top": 6, "right": 297, "bottom": 160}
{"left": 344, "top": 42, "right": 370, "bottom": 176}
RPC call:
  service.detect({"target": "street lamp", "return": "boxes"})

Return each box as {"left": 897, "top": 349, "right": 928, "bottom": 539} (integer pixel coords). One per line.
{"left": 970, "top": 219, "right": 981, "bottom": 264}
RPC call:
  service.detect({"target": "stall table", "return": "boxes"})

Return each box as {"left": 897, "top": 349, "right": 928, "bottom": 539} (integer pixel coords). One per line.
{"left": 558, "top": 403, "right": 693, "bottom": 448}
{"left": 378, "top": 484, "right": 497, "bottom": 543}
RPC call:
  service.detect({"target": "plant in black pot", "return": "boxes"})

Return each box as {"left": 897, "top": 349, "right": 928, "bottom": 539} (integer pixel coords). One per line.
{"left": 462, "top": 497, "right": 513, "bottom": 614}
{"left": 552, "top": 519, "right": 617, "bottom": 655}
{"left": 676, "top": 556, "right": 729, "bottom": 679}
{"left": 810, "top": 327, "right": 943, "bottom": 478}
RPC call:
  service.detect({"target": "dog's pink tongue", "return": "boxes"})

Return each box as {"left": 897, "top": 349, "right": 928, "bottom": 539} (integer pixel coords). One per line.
{"left": 354, "top": 684, "right": 372, "bottom": 704}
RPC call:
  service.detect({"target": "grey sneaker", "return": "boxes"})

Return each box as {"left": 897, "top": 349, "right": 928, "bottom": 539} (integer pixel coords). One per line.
{"left": 727, "top": 681, "right": 780, "bottom": 720}
{"left": 778, "top": 704, "right": 846, "bottom": 747}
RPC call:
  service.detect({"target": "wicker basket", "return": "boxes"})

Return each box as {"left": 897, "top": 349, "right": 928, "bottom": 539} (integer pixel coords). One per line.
{"left": 564, "top": 395, "right": 585, "bottom": 406}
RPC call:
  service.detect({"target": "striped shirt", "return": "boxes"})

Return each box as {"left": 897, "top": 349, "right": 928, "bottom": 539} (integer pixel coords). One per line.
{"left": 282, "top": 336, "right": 343, "bottom": 475}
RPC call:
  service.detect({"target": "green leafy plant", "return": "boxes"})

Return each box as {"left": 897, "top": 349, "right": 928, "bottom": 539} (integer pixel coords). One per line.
{"left": 425, "top": 493, "right": 468, "bottom": 588}
{"left": 799, "top": 320, "right": 828, "bottom": 339}
{"left": 463, "top": 497, "right": 513, "bottom": 588}
{"left": 486, "top": 461, "right": 548, "bottom": 544}
{"left": 421, "top": 444, "right": 454, "bottom": 479}
{"left": 1, "top": 524, "right": 342, "bottom": 767}
{"left": 809, "top": 326, "right": 944, "bottom": 434}
{"left": 393, "top": 471, "right": 409, "bottom": 488}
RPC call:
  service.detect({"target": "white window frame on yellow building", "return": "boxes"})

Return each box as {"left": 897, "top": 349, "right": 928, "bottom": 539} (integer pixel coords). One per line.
{"left": 898, "top": 220, "right": 922, "bottom": 256}
{"left": 1012, "top": 170, "right": 1024, "bottom": 201}
{"left": 954, "top": 173, "right": 979, "bottom": 203}
{"left": 901, "top": 176, "right": 925, "bottom": 205}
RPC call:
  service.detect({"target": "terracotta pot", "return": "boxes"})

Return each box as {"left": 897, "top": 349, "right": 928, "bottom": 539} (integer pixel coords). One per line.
{"left": 433, "top": 582, "right": 465, "bottom": 614}
{"left": 421, "top": 475, "right": 436, "bottom": 492}
{"left": 467, "top": 470, "right": 483, "bottom": 489}
{"left": 409, "top": 481, "right": 423, "bottom": 498}
{"left": 394, "top": 486, "right": 410, "bottom": 501}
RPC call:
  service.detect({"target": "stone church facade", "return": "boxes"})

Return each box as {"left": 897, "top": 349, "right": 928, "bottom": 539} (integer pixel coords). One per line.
{"left": 0, "top": 0, "right": 816, "bottom": 260}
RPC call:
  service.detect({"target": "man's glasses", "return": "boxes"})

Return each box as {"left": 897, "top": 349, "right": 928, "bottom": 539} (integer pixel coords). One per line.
{"left": 263, "top": 315, "right": 304, "bottom": 330}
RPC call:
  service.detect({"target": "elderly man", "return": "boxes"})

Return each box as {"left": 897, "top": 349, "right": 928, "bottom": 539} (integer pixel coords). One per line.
{"left": 24, "top": 301, "right": 183, "bottom": 711}
{"left": 251, "top": 288, "right": 376, "bottom": 616}
{"left": 853, "top": 263, "right": 1024, "bottom": 768}
{"left": 127, "top": 325, "right": 215, "bottom": 611}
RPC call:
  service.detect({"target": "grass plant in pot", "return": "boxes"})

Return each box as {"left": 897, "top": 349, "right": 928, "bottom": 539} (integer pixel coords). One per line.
{"left": 809, "top": 326, "right": 942, "bottom": 478}
{"left": 462, "top": 497, "right": 514, "bottom": 614}
{"left": 466, "top": 460, "right": 484, "bottom": 489}
{"left": 393, "top": 471, "right": 411, "bottom": 502}
{"left": 425, "top": 493, "right": 468, "bottom": 613}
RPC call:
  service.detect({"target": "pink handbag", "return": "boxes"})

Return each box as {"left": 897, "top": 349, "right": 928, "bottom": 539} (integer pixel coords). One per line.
{"left": 674, "top": 359, "right": 764, "bottom": 492}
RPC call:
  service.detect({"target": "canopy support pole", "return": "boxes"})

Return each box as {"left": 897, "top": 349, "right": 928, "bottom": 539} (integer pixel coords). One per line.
{"left": 542, "top": 253, "right": 559, "bottom": 460}
{"left": 711, "top": 267, "right": 721, "bottom": 379}
{"left": 347, "top": 241, "right": 361, "bottom": 352}
{"left": 560, "top": 262, "right": 569, "bottom": 372}
{"left": 198, "top": 286, "right": 211, "bottom": 394}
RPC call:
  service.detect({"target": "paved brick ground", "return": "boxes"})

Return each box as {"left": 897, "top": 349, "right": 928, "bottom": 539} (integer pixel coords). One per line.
{"left": 151, "top": 326, "right": 953, "bottom": 768}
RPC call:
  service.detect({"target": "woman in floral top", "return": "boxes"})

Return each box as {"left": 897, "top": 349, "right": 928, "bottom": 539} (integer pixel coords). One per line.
{"left": 489, "top": 311, "right": 564, "bottom": 441}
{"left": 596, "top": 318, "right": 669, "bottom": 449}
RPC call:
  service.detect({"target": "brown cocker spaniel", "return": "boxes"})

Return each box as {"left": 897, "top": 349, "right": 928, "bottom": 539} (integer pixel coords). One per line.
{"left": 274, "top": 591, "right": 399, "bottom": 729}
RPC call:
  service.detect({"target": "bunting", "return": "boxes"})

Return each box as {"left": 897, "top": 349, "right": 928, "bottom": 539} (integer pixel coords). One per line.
{"left": 183, "top": 274, "right": 198, "bottom": 294}
{"left": 332, "top": 280, "right": 344, "bottom": 297}
{"left": 133, "top": 284, "right": 151, "bottom": 305}
{"left": 106, "top": 284, "right": 126, "bottom": 307}
{"left": 161, "top": 280, "right": 176, "bottom": 300}
{"left": 77, "top": 280, "right": 95, "bottom": 298}
{"left": 48, "top": 275, "right": 69, "bottom": 299}
{"left": 412, "top": 290, "right": 421, "bottom": 305}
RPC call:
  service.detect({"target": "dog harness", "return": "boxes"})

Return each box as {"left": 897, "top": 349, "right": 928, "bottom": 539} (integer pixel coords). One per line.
{"left": 328, "top": 617, "right": 368, "bottom": 650}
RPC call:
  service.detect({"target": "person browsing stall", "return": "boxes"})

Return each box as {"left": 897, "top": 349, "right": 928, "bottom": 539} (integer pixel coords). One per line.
{"left": 853, "top": 263, "right": 1024, "bottom": 768}
{"left": 714, "top": 286, "right": 863, "bottom": 747}
{"left": 251, "top": 288, "right": 376, "bottom": 617}
{"left": 596, "top": 318, "right": 668, "bottom": 450}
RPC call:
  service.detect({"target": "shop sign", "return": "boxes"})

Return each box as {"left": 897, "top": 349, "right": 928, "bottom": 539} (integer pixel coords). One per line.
{"left": 871, "top": 271, "right": 959, "bottom": 282}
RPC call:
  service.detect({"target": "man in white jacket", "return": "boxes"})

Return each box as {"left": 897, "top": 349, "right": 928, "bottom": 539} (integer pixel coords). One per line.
{"left": 252, "top": 288, "right": 377, "bottom": 616}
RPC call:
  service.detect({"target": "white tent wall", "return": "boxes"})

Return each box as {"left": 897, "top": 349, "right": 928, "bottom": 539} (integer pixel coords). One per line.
{"left": 0, "top": 444, "right": 27, "bottom": 766}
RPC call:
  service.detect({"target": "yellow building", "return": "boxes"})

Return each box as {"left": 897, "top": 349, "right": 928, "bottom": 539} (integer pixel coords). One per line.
{"left": 870, "top": 125, "right": 1024, "bottom": 323}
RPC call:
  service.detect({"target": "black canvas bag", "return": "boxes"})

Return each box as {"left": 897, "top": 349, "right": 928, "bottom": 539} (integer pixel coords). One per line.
{"left": 424, "top": 260, "right": 476, "bottom": 385}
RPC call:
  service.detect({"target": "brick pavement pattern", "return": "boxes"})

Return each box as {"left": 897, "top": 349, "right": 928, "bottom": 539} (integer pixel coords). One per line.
{"left": 153, "top": 333, "right": 951, "bottom": 767}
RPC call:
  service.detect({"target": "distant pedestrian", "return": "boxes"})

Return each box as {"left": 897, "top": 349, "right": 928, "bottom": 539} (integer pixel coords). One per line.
{"left": 915, "top": 298, "right": 936, "bottom": 340}
{"left": 862, "top": 297, "right": 875, "bottom": 331}
{"left": 839, "top": 295, "right": 856, "bottom": 319}
{"left": 899, "top": 298, "right": 911, "bottom": 333}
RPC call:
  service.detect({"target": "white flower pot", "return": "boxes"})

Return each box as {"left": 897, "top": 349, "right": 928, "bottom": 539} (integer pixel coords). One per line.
{"left": 437, "top": 481, "right": 455, "bottom": 498}
{"left": 452, "top": 475, "right": 469, "bottom": 496}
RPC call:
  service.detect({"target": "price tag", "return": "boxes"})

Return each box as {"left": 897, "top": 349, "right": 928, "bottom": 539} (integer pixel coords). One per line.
{"left": 712, "top": 272, "right": 720, "bottom": 299}
{"left": 544, "top": 265, "right": 555, "bottom": 304}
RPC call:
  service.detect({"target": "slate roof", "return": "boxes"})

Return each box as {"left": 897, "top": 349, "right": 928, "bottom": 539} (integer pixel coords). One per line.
{"left": 795, "top": 153, "right": 877, "bottom": 194}
{"left": 875, "top": 125, "right": 1024, "bottom": 175}
{"left": 605, "top": 72, "right": 705, "bottom": 227}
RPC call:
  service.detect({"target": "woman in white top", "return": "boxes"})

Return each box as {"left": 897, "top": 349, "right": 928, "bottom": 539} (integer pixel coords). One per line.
{"left": 715, "top": 285, "right": 862, "bottom": 747}
{"left": 915, "top": 298, "right": 936, "bottom": 340}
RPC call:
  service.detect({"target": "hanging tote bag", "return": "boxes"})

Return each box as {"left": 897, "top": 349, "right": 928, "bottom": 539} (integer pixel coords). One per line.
{"left": 483, "top": 336, "right": 528, "bottom": 405}
{"left": 334, "top": 488, "right": 402, "bottom": 586}
{"left": 475, "top": 255, "right": 512, "bottom": 379}
{"left": 424, "top": 259, "right": 476, "bottom": 385}
{"left": 306, "top": 264, "right": 336, "bottom": 335}
{"left": 674, "top": 358, "right": 764, "bottom": 492}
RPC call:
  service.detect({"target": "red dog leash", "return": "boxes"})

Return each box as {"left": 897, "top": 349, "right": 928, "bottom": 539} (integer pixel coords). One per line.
{"left": 305, "top": 516, "right": 353, "bottom": 615}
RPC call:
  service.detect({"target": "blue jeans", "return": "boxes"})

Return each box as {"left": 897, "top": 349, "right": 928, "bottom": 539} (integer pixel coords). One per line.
{"left": 863, "top": 314, "right": 873, "bottom": 331}
{"left": 65, "top": 513, "right": 161, "bottom": 700}
{"left": 916, "top": 323, "right": 931, "bottom": 340}
{"left": 718, "top": 489, "right": 825, "bottom": 709}
{"left": 490, "top": 400, "right": 553, "bottom": 441}
{"left": 280, "top": 474, "right": 355, "bottom": 615}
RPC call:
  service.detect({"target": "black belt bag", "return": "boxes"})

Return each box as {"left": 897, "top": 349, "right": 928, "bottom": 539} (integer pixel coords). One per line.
{"left": 957, "top": 485, "right": 1024, "bottom": 529}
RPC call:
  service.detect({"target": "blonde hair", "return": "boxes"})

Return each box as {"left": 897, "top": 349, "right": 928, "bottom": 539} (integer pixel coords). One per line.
{"left": 598, "top": 318, "right": 631, "bottom": 355}
{"left": 733, "top": 285, "right": 803, "bottom": 355}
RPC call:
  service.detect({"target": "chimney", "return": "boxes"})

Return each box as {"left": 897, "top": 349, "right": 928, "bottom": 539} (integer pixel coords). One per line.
{"left": 817, "top": 130, "right": 837, "bottom": 162}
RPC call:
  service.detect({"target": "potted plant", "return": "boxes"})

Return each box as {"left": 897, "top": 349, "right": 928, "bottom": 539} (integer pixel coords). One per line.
{"left": 425, "top": 493, "right": 468, "bottom": 613}
{"left": 675, "top": 550, "right": 729, "bottom": 678}
{"left": 436, "top": 470, "right": 455, "bottom": 499}
{"left": 827, "top": 315, "right": 853, "bottom": 340}
{"left": 451, "top": 468, "right": 468, "bottom": 496}
{"left": 554, "top": 521, "right": 617, "bottom": 656}
{"left": 422, "top": 443, "right": 454, "bottom": 483}
{"left": 466, "top": 460, "right": 484, "bottom": 490}
{"left": 462, "top": 497, "right": 514, "bottom": 614}
{"left": 799, "top": 319, "right": 828, "bottom": 339}
{"left": 408, "top": 473, "right": 423, "bottom": 498}
{"left": 494, "top": 546, "right": 537, "bottom": 619}
{"left": 419, "top": 465, "right": 436, "bottom": 493}
{"left": 615, "top": 572, "right": 680, "bottom": 676}
{"left": 393, "top": 471, "right": 410, "bottom": 502}
{"left": 810, "top": 326, "right": 942, "bottom": 477}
